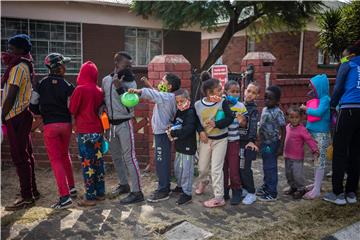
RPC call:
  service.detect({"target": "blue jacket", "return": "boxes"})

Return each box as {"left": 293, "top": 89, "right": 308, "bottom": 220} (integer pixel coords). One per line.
{"left": 331, "top": 56, "right": 360, "bottom": 109}
{"left": 306, "top": 74, "right": 330, "bottom": 133}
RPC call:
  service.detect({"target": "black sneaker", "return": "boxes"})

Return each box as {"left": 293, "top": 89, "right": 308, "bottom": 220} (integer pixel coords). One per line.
{"left": 224, "top": 188, "right": 230, "bottom": 201}
{"left": 120, "top": 192, "right": 145, "bottom": 205}
{"left": 258, "top": 193, "right": 277, "bottom": 202}
{"left": 147, "top": 190, "right": 170, "bottom": 203}
{"left": 171, "top": 186, "right": 183, "bottom": 194}
{"left": 33, "top": 191, "right": 41, "bottom": 201}
{"left": 284, "top": 187, "right": 297, "bottom": 196}
{"left": 176, "top": 193, "right": 192, "bottom": 205}
{"left": 51, "top": 196, "right": 73, "bottom": 209}
{"left": 110, "top": 184, "right": 130, "bottom": 198}
{"left": 5, "top": 198, "right": 35, "bottom": 211}
{"left": 256, "top": 186, "right": 266, "bottom": 196}
{"left": 70, "top": 187, "right": 78, "bottom": 198}
{"left": 293, "top": 190, "right": 306, "bottom": 200}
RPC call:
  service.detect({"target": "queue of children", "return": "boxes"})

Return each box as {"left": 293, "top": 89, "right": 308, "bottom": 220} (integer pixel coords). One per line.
{"left": 3, "top": 34, "right": 358, "bottom": 212}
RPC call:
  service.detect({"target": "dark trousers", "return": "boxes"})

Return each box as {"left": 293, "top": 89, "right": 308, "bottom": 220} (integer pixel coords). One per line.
{"left": 223, "top": 140, "right": 241, "bottom": 190}
{"left": 5, "top": 109, "right": 38, "bottom": 199}
{"left": 332, "top": 108, "right": 360, "bottom": 195}
{"left": 154, "top": 134, "right": 172, "bottom": 192}
{"left": 261, "top": 141, "right": 280, "bottom": 197}
{"left": 239, "top": 141, "right": 257, "bottom": 194}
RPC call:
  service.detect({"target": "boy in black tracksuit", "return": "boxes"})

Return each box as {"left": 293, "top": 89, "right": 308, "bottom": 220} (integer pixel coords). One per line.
{"left": 167, "top": 89, "right": 197, "bottom": 205}
{"left": 239, "top": 83, "right": 260, "bottom": 205}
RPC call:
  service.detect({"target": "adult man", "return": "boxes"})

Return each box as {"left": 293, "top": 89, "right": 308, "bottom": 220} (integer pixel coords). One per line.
{"left": 2, "top": 34, "right": 39, "bottom": 210}
{"left": 101, "top": 51, "right": 144, "bottom": 204}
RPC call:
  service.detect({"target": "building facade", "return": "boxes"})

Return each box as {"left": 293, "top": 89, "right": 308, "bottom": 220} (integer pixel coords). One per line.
{"left": 201, "top": 22, "right": 338, "bottom": 77}
{"left": 1, "top": 1, "right": 201, "bottom": 84}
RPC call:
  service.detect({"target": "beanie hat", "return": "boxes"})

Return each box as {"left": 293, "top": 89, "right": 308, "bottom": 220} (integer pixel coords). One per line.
{"left": 8, "top": 34, "right": 32, "bottom": 53}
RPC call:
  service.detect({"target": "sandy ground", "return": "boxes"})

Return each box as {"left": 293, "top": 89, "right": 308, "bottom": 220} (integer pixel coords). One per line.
{"left": 1, "top": 156, "right": 360, "bottom": 240}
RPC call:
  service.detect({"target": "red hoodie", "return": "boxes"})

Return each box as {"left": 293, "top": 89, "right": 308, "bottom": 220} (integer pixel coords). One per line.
{"left": 69, "top": 61, "right": 104, "bottom": 133}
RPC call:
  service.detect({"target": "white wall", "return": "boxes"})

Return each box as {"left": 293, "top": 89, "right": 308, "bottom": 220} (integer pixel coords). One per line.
{"left": 1, "top": 1, "right": 200, "bottom": 31}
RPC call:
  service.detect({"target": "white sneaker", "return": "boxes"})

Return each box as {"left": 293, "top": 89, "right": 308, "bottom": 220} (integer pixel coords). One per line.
{"left": 242, "top": 193, "right": 256, "bottom": 205}
{"left": 241, "top": 189, "right": 249, "bottom": 198}
{"left": 346, "top": 192, "right": 357, "bottom": 204}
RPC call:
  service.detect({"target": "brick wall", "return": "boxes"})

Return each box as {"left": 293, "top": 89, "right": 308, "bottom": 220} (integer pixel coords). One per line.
{"left": 202, "top": 31, "right": 337, "bottom": 76}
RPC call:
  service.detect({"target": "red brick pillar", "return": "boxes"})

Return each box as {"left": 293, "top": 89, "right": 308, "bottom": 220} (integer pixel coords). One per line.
{"left": 241, "top": 52, "right": 276, "bottom": 109}
{"left": 146, "top": 55, "right": 192, "bottom": 171}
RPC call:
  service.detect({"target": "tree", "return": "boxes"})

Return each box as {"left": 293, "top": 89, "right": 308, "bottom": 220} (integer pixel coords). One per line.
{"left": 317, "top": 1, "right": 360, "bottom": 60}
{"left": 131, "top": 1, "right": 322, "bottom": 71}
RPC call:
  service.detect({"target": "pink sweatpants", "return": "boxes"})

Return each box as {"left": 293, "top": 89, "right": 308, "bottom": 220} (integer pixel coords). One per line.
{"left": 43, "top": 123, "right": 75, "bottom": 197}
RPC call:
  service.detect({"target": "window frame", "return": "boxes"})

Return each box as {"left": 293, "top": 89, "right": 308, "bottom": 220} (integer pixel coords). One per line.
{"left": 1, "top": 17, "right": 83, "bottom": 75}
{"left": 246, "top": 36, "right": 255, "bottom": 53}
{"left": 124, "top": 27, "right": 163, "bottom": 67}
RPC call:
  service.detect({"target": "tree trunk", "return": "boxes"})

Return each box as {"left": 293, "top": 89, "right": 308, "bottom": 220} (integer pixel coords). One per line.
{"left": 200, "top": 14, "right": 262, "bottom": 72}
{"left": 200, "top": 18, "right": 238, "bottom": 72}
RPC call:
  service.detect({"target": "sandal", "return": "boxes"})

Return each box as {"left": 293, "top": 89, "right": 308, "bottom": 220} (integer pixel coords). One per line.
{"left": 203, "top": 198, "right": 225, "bottom": 208}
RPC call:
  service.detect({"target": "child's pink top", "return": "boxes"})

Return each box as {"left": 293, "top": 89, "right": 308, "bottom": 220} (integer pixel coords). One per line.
{"left": 284, "top": 123, "right": 318, "bottom": 160}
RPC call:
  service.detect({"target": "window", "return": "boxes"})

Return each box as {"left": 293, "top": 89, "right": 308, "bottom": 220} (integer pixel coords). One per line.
{"left": 209, "top": 38, "right": 223, "bottom": 65}
{"left": 247, "top": 36, "right": 255, "bottom": 53}
{"left": 1, "top": 18, "right": 82, "bottom": 74}
{"left": 125, "top": 28, "right": 162, "bottom": 66}
{"left": 318, "top": 49, "right": 325, "bottom": 65}
{"left": 318, "top": 49, "right": 338, "bottom": 66}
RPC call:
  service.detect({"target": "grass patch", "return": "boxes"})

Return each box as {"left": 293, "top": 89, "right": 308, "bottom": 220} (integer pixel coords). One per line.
{"left": 241, "top": 200, "right": 360, "bottom": 240}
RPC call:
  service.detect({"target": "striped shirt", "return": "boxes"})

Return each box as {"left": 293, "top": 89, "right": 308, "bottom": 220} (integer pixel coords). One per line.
{"left": 2, "top": 63, "right": 32, "bottom": 120}
{"left": 228, "top": 101, "right": 247, "bottom": 142}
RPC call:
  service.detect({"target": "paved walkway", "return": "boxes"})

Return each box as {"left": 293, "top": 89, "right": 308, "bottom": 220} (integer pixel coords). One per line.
{"left": 1, "top": 157, "right": 359, "bottom": 240}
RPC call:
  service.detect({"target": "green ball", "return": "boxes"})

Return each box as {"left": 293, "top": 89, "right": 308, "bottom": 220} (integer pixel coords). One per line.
{"left": 120, "top": 92, "right": 139, "bottom": 108}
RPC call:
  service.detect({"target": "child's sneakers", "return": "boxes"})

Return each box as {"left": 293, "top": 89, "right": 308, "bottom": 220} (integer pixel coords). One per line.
{"left": 293, "top": 190, "right": 306, "bottom": 200}
{"left": 120, "top": 191, "right": 144, "bottom": 205}
{"left": 230, "top": 189, "right": 242, "bottom": 205}
{"left": 284, "top": 187, "right": 297, "bottom": 196}
{"left": 346, "top": 192, "right": 357, "bottom": 204}
{"left": 171, "top": 186, "right": 183, "bottom": 195}
{"left": 323, "top": 192, "right": 346, "bottom": 205}
{"left": 224, "top": 188, "right": 230, "bottom": 200}
{"left": 258, "top": 193, "right": 277, "bottom": 202}
{"left": 256, "top": 186, "right": 266, "bottom": 196}
{"left": 69, "top": 187, "right": 77, "bottom": 198}
{"left": 203, "top": 197, "right": 225, "bottom": 208}
{"left": 242, "top": 193, "right": 256, "bottom": 205}
{"left": 176, "top": 193, "right": 192, "bottom": 205}
{"left": 51, "top": 196, "right": 72, "bottom": 209}
{"left": 195, "top": 182, "right": 206, "bottom": 195}
{"left": 147, "top": 190, "right": 170, "bottom": 203}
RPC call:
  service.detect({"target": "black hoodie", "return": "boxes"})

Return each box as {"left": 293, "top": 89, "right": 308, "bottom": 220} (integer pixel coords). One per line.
{"left": 170, "top": 107, "right": 197, "bottom": 155}
{"left": 239, "top": 101, "right": 258, "bottom": 143}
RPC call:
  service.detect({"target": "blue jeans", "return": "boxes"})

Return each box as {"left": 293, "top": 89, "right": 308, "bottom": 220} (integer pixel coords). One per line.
{"left": 261, "top": 141, "right": 280, "bottom": 197}
{"left": 154, "top": 134, "right": 172, "bottom": 192}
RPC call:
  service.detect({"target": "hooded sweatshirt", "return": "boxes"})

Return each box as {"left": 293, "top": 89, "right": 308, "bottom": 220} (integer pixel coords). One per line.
{"left": 69, "top": 61, "right": 104, "bottom": 133}
{"left": 331, "top": 56, "right": 360, "bottom": 109}
{"left": 102, "top": 73, "right": 136, "bottom": 122}
{"left": 306, "top": 74, "right": 330, "bottom": 133}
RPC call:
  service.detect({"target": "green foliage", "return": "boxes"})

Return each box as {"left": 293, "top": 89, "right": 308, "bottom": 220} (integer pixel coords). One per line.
{"left": 317, "top": 1, "right": 360, "bottom": 60}
{"left": 131, "top": 1, "right": 323, "bottom": 70}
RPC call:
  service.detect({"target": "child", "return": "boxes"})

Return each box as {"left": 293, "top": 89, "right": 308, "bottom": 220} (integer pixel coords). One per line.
{"left": 166, "top": 89, "right": 197, "bottom": 205}
{"left": 128, "top": 73, "right": 181, "bottom": 202}
{"left": 300, "top": 74, "right": 331, "bottom": 200}
{"left": 256, "top": 85, "right": 286, "bottom": 202}
{"left": 284, "top": 106, "right": 319, "bottom": 199}
{"left": 239, "top": 82, "right": 260, "bottom": 205}
{"left": 194, "top": 78, "right": 234, "bottom": 208}
{"left": 69, "top": 61, "right": 105, "bottom": 207}
{"left": 29, "top": 53, "right": 77, "bottom": 209}
{"left": 222, "top": 80, "right": 247, "bottom": 205}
